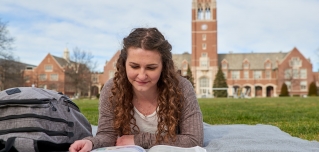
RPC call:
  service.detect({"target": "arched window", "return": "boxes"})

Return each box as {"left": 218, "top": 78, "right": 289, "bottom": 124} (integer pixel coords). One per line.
{"left": 205, "top": 8, "right": 211, "bottom": 19}
{"left": 200, "top": 8, "right": 204, "bottom": 19}
{"left": 197, "top": 8, "right": 203, "bottom": 20}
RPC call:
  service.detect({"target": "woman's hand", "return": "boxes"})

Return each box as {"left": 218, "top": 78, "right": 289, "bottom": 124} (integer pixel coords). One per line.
{"left": 69, "top": 139, "right": 93, "bottom": 152}
{"left": 116, "top": 135, "right": 135, "bottom": 146}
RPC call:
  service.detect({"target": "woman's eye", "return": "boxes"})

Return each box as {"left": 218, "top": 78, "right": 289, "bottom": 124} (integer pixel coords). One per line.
{"left": 147, "top": 67, "right": 156, "bottom": 70}
{"left": 131, "top": 66, "right": 139, "bottom": 69}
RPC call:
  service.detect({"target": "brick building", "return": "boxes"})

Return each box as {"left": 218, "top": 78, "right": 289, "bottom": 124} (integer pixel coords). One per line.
{"left": 189, "top": 0, "right": 318, "bottom": 97}
{"left": 101, "top": 0, "right": 318, "bottom": 98}
{"left": 24, "top": 48, "right": 78, "bottom": 97}
{"left": 89, "top": 51, "right": 121, "bottom": 97}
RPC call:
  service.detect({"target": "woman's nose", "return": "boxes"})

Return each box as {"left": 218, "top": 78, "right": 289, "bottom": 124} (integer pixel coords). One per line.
{"left": 137, "top": 70, "right": 147, "bottom": 80}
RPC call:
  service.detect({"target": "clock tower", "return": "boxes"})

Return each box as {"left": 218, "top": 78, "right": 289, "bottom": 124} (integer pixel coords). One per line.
{"left": 191, "top": 0, "right": 218, "bottom": 97}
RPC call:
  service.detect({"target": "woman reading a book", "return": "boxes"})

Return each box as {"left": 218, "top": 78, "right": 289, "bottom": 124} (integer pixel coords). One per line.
{"left": 69, "top": 28, "right": 203, "bottom": 152}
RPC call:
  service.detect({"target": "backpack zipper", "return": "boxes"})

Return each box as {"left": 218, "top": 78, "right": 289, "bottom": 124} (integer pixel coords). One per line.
{"left": 0, "top": 114, "right": 74, "bottom": 127}
{"left": 0, "top": 99, "right": 50, "bottom": 105}
{"left": 63, "top": 99, "right": 80, "bottom": 112}
{"left": 0, "top": 127, "right": 74, "bottom": 138}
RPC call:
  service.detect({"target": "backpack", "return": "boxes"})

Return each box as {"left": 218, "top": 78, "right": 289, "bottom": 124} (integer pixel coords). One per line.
{"left": 0, "top": 87, "right": 92, "bottom": 152}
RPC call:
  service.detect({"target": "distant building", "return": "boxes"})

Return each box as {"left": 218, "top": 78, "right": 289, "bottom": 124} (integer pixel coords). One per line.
{"left": 191, "top": 0, "right": 218, "bottom": 98}
{"left": 101, "top": 0, "right": 318, "bottom": 98}
{"left": 23, "top": 48, "right": 73, "bottom": 96}
{"left": 190, "top": 0, "right": 317, "bottom": 97}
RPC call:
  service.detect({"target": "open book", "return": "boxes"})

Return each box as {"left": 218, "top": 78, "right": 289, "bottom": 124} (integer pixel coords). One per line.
{"left": 91, "top": 145, "right": 206, "bottom": 152}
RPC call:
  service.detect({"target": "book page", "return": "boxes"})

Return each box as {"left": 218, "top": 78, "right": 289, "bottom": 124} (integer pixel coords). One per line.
{"left": 148, "top": 145, "right": 206, "bottom": 152}
{"left": 91, "top": 145, "right": 146, "bottom": 152}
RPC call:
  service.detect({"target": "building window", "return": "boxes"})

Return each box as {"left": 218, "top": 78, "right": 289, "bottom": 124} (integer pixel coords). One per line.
{"left": 290, "top": 57, "right": 301, "bottom": 68}
{"left": 243, "top": 63, "right": 249, "bottom": 69}
{"left": 265, "top": 70, "right": 271, "bottom": 79}
{"left": 45, "top": 65, "right": 53, "bottom": 72}
{"left": 300, "top": 69, "right": 307, "bottom": 79}
{"left": 39, "top": 74, "right": 47, "bottom": 81}
{"left": 265, "top": 62, "right": 271, "bottom": 69}
{"left": 202, "top": 34, "right": 206, "bottom": 41}
{"left": 199, "top": 77, "right": 210, "bottom": 95}
{"left": 254, "top": 71, "right": 262, "bottom": 79}
{"left": 244, "top": 71, "right": 249, "bottom": 79}
{"left": 222, "top": 63, "right": 228, "bottom": 69}
{"left": 200, "top": 60, "right": 208, "bottom": 67}
{"left": 293, "top": 69, "right": 299, "bottom": 79}
{"left": 25, "top": 66, "right": 34, "bottom": 70}
{"left": 202, "top": 43, "right": 206, "bottom": 50}
{"left": 200, "top": 55, "right": 209, "bottom": 68}
{"left": 197, "top": 8, "right": 203, "bottom": 20}
{"left": 199, "top": 77, "right": 209, "bottom": 87}
{"left": 231, "top": 71, "right": 240, "bottom": 79}
{"left": 109, "top": 71, "right": 115, "bottom": 79}
{"left": 201, "top": 52, "right": 207, "bottom": 57}
{"left": 50, "top": 74, "right": 58, "bottom": 81}
{"left": 205, "top": 7, "right": 211, "bottom": 19}
{"left": 285, "top": 81, "right": 291, "bottom": 91}
{"left": 300, "top": 81, "right": 307, "bottom": 91}
{"left": 284, "top": 69, "right": 292, "bottom": 79}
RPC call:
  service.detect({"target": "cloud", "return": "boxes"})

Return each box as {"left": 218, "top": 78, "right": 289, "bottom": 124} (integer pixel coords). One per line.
{"left": 1, "top": 0, "right": 194, "bottom": 71}
{"left": 217, "top": 0, "right": 319, "bottom": 70}
{"left": 0, "top": 0, "right": 318, "bottom": 71}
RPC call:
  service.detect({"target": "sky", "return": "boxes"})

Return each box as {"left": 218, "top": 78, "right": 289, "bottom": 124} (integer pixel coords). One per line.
{"left": 0, "top": 0, "right": 318, "bottom": 72}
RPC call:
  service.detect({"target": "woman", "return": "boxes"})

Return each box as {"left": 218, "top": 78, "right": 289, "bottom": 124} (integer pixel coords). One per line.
{"left": 69, "top": 28, "right": 203, "bottom": 152}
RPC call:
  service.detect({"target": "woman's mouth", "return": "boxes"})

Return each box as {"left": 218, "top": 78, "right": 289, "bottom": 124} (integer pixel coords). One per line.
{"left": 136, "top": 81, "right": 148, "bottom": 85}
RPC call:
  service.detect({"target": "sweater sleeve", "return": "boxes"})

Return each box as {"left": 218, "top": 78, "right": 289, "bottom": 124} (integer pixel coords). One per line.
{"left": 134, "top": 76, "right": 204, "bottom": 149}
{"left": 84, "top": 79, "right": 118, "bottom": 149}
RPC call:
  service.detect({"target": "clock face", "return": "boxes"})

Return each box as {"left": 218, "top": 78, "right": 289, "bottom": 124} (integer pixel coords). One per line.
{"left": 201, "top": 24, "right": 208, "bottom": 30}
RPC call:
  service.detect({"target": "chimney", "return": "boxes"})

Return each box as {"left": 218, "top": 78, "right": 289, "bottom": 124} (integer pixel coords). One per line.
{"left": 63, "top": 48, "right": 70, "bottom": 61}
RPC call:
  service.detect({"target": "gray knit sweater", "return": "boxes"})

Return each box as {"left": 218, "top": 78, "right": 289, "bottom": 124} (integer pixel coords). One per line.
{"left": 85, "top": 76, "right": 203, "bottom": 149}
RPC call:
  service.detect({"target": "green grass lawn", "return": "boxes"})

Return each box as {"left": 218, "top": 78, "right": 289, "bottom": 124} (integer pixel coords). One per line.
{"left": 74, "top": 97, "right": 319, "bottom": 141}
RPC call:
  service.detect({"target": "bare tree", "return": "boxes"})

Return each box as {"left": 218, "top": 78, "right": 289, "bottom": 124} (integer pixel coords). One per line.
{"left": 0, "top": 19, "right": 14, "bottom": 56}
{"left": 0, "top": 19, "right": 25, "bottom": 90}
{"left": 0, "top": 59, "right": 25, "bottom": 90}
{"left": 65, "top": 47, "right": 97, "bottom": 97}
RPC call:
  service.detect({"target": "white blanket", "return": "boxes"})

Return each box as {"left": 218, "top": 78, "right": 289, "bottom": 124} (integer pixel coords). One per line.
{"left": 203, "top": 123, "right": 319, "bottom": 152}
{"left": 91, "top": 123, "right": 319, "bottom": 152}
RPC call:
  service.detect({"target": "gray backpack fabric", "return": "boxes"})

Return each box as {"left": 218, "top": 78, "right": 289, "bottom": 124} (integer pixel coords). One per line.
{"left": 0, "top": 87, "right": 92, "bottom": 152}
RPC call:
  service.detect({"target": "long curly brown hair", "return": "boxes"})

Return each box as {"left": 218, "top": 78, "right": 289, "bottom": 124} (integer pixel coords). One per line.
{"left": 110, "top": 27, "right": 184, "bottom": 143}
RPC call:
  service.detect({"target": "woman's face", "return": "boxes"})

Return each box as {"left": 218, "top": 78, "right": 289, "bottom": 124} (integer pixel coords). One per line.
{"left": 125, "top": 47, "right": 163, "bottom": 93}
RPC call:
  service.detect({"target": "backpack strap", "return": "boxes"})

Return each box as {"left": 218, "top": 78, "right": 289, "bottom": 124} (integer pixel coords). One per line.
{"left": 0, "top": 137, "right": 18, "bottom": 152}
